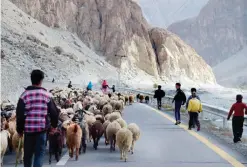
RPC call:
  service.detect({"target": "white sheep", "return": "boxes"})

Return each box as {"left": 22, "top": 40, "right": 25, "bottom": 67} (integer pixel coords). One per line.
{"left": 1, "top": 130, "right": 10, "bottom": 166}
{"left": 127, "top": 123, "right": 140, "bottom": 154}
{"left": 102, "top": 120, "right": 110, "bottom": 145}
{"left": 106, "top": 121, "right": 121, "bottom": 152}
{"left": 116, "top": 128, "right": 133, "bottom": 162}
{"left": 108, "top": 112, "right": 121, "bottom": 122}
{"left": 116, "top": 118, "right": 127, "bottom": 128}
{"left": 102, "top": 104, "right": 113, "bottom": 116}
{"left": 73, "top": 101, "right": 83, "bottom": 112}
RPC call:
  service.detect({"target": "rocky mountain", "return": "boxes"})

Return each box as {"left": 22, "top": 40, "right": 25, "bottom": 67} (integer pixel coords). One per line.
{"left": 149, "top": 28, "right": 215, "bottom": 83}
{"left": 139, "top": 0, "right": 208, "bottom": 28}
{"left": 2, "top": 0, "right": 216, "bottom": 98}
{"left": 1, "top": 0, "right": 162, "bottom": 102}
{"left": 168, "top": 0, "right": 247, "bottom": 67}
{"left": 168, "top": 0, "right": 247, "bottom": 88}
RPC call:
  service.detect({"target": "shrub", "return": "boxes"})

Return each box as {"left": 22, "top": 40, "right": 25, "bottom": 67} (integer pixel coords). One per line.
{"left": 53, "top": 46, "right": 64, "bottom": 55}
{"left": 153, "top": 83, "right": 158, "bottom": 89}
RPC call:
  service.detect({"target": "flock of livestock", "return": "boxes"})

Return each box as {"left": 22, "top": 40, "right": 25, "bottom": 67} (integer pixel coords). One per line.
{"left": 0, "top": 87, "right": 141, "bottom": 166}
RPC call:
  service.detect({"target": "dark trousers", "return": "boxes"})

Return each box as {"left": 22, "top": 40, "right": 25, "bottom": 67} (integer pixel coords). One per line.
{"left": 175, "top": 101, "right": 182, "bottom": 121}
{"left": 232, "top": 116, "right": 244, "bottom": 142}
{"left": 189, "top": 112, "right": 200, "bottom": 129}
{"left": 24, "top": 132, "right": 46, "bottom": 167}
{"left": 157, "top": 98, "right": 162, "bottom": 109}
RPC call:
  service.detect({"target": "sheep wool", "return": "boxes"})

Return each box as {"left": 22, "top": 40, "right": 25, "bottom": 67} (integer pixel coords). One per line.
{"left": 102, "top": 104, "right": 113, "bottom": 115}
{"left": 1, "top": 130, "right": 10, "bottom": 166}
{"left": 116, "top": 128, "right": 133, "bottom": 162}
{"left": 66, "top": 123, "right": 82, "bottom": 160}
{"left": 12, "top": 131, "right": 24, "bottom": 164}
{"left": 116, "top": 118, "right": 127, "bottom": 128}
{"left": 108, "top": 112, "right": 121, "bottom": 122}
{"left": 127, "top": 123, "right": 141, "bottom": 154}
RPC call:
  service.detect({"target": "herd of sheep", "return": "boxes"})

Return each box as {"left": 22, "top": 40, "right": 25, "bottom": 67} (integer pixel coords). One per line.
{"left": 0, "top": 87, "right": 141, "bottom": 166}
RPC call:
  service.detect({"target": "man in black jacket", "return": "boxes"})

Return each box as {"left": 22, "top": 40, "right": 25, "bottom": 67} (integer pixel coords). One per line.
{"left": 172, "top": 83, "right": 186, "bottom": 125}
{"left": 154, "top": 85, "right": 165, "bottom": 110}
{"left": 16, "top": 70, "right": 59, "bottom": 167}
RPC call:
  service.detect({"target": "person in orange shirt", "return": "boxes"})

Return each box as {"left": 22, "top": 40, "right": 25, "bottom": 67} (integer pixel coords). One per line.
{"left": 227, "top": 94, "right": 247, "bottom": 143}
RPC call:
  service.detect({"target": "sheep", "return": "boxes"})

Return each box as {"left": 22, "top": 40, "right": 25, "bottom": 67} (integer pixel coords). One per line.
{"left": 95, "top": 114, "right": 104, "bottom": 122}
{"left": 66, "top": 123, "right": 82, "bottom": 160}
{"left": 127, "top": 123, "right": 141, "bottom": 154}
{"left": 59, "top": 110, "right": 71, "bottom": 122}
{"left": 12, "top": 131, "right": 24, "bottom": 164}
{"left": 102, "top": 120, "right": 110, "bottom": 145}
{"left": 129, "top": 95, "right": 134, "bottom": 105}
{"left": 108, "top": 112, "right": 121, "bottom": 122}
{"left": 104, "top": 113, "right": 111, "bottom": 121}
{"left": 106, "top": 121, "right": 121, "bottom": 152}
{"left": 116, "top": 118, "right": 127, "bottom": 128}
{"left": 7, "top": 119, "right": 16, "bottom": 153}
{"left": 1, "top": 117, "right": 8, "bottom": 130}
{"left": 124, "top": 96, "right": 129, "bottom": 105}
{"left": 139, "top": 95, "right": 144, "bottom": 103}
{"left": 79, "top": 120, "right": 89, "bottom": 154}
{"left": 116, "top": 128, "right": 133, "bottom": 162}
{"left": 145, "top": 96, "right": 150, "bottom": 104}
{"left": 115, "top": 101, "right": 123, "bottom": 112}
{"left": 90, "top": 120, "right": 104, "bottom": 150}
{"left": 1, "top": 130, "right": 10, "bottom": 166}
{"left": 73, "top": 101, "right": 83, "bottom": 112}
{"left": 48, "top": 128, "right": 63, "bottom": 164}
{"left": 102, "top": 104, "right": 113, "bottom": 116}
{"left": 88, "top": 105, "right": 97, "bottom": 114}
{"left": 84, "top": 115, "right": 96, "bottom": 142}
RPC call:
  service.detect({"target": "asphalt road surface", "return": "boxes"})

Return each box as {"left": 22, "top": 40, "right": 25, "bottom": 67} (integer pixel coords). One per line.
{"left": 2, "top": 103, "right": 246, "bottom": 167}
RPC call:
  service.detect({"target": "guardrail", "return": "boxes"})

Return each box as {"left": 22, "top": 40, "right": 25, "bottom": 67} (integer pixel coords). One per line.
{"left": 118, "top": 87, "right": 247, "bottom": 129}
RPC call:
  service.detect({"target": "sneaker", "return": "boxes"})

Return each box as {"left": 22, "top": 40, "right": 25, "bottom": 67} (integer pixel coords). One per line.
{"left": 175, "top": 122, "right": 178, "bottom": 125}
{"left": 188, "top": 127, "right": 192, "bottom": 130}
{"left": 178, "top": 121, "right": 181, "bottom": 124}
{"left": 197, "top": 127, "right": 200, "bottom": 131}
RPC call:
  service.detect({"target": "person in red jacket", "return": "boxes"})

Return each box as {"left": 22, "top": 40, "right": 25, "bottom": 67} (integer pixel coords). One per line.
{"left": 227, "top": 94, "right": 247, "bottom": 143}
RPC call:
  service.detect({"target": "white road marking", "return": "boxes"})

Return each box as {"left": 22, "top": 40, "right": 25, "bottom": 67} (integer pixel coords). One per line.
{"left": 56, "top": 151, "right": 70, "bottom": 166}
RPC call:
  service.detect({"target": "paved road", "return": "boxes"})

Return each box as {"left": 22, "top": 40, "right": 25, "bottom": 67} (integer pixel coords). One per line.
{"left": 2, "top": 103, "right": 246, "bottom": 167}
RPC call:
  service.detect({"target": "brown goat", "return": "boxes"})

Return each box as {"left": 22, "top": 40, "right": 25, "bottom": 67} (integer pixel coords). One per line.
{"left": 66, "top": 123, "right": 82, "bottom": 160}
{"left": 91, "top": 120, "right": 104, "bottom": 150}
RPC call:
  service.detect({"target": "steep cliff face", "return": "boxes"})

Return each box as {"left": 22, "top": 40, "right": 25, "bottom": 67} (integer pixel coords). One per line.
{"left": 9, "top": 0, "right": 216, "bottom": 84}
{"left": 10, "top": 0, "right": 159, "bottom": 77}
{"left": 149, "top": 28, "right": 216, "bottom": 84}
{"left": 168, "top": 0, "right": 247, "bottom": 66}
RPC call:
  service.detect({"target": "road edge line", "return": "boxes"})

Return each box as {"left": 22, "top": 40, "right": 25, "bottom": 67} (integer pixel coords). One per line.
{"left": 144, "top": 104, "right": 245, "bottom": 167}
{"left": 56, "top": 151, "right": 70, "bottom": 166}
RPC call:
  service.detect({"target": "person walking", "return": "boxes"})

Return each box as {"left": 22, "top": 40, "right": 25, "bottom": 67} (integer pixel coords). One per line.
{"left": 154, "top": 85, "right": 165, "bottom": 110}
{"left": 110, "top": 85, "right": 115, "bottom": 93}
{"left": 186, "top": 88, "right": 200, "bottom": 128}
{"left": 172, "top": 83, "right": 186, "bottom": 125}
{"left": 87, "top": 81, "right": 93, "bottom": 91}
{"left": 68, "top": 81, "right": 72, "bottom": 88}
{"left": 101, "top": 80, "right": 109, "bottom": 94}
{"left": 187, "top": 91, "right": 202, "bottom": 131}
{"left": 16, "top": 70, "right": 59, "bottom": 167}
{"left": 227, "top": 94, "right": 247, "bottom": 143}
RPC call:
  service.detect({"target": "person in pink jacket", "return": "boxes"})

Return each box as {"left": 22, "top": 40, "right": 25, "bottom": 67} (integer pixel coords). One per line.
{"left": 101, "top": 80, "right": 109, "bottom": 94}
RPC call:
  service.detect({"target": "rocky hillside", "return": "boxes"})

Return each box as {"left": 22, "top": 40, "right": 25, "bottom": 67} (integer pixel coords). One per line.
{"left": 9, "top": 0, "right": 216, "bottom": 85}
{"left": 149, "top": 28, "right": 215, "bottom": 83}
{"left": 168, "top": 0, "right": 247, "bottom": 66}
{"left": 2, "top": 0, "right": 162, "bottom": 102}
